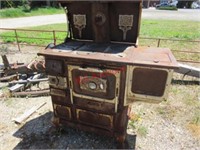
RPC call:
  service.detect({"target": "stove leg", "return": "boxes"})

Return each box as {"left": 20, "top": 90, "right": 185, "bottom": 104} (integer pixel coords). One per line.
{"left": 49, "top": 116, "right": 66, "bottom": 135}
{"left": 116, "top": 134, "right": 130, "bottom": 149}
{"left": 51, "top": 116, "right": 60, "bottom": 128}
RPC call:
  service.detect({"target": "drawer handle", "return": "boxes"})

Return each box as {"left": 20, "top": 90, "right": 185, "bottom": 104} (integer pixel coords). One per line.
{"left": 87, "top": 101, "right": 102, "bottom": 107}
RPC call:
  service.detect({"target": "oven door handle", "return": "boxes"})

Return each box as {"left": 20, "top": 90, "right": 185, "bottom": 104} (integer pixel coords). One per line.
{"left": 78, "top": 67, "right": 103, "bottom": 73}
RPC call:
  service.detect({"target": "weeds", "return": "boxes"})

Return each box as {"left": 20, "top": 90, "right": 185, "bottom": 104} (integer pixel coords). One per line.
{"left": 1, "top": 87, "right": 11, "bottom": 98}
{"left": 1, "top": 86, "right": 12, "bottom": 106}
{"left": 129, "top": 112, "right": 148, "bottom": 137}
{"left": 137, "top": 126, "right": 148, "bottom": 137}
{"left": 191, "top": 111, "right": 200, "bottom": 126}
{"left": 0, "top": 45, "right": 9, "bottom": 54}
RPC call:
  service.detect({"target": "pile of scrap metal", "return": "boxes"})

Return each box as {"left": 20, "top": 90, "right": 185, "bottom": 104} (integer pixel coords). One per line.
{"left": 0, "top": 55, "right": 49, "bottom": 97}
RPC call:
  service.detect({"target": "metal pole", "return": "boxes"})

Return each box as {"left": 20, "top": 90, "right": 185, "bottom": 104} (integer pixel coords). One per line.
{"left": 157, "top": 39, "right": 161, "bottom": 47}
{"left": 14, "top": 29, "right": 21, "bottom": 52}
{"left": 53, "top": 30, "right": 56, "bottom": 45}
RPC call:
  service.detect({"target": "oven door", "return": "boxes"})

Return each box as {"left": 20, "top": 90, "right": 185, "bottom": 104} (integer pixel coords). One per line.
{"left": 68, "top": 65, "right": 121, "bottom": 112}
{"left": 125, "top": 65, "right": 173, "bottom": 105}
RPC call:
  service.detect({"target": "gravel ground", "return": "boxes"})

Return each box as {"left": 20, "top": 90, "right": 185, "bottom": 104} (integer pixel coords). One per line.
{"left": 0, "top": 44, "right": 200, "bottom": 149}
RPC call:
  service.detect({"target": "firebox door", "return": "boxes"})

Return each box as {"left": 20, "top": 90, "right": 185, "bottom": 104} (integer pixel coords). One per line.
{"left": 68, "top": 65, "right": 121, "bottom": 112}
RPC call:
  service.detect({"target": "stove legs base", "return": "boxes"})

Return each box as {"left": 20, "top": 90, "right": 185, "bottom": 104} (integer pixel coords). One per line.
{"left": 51, "top": 116, "right": 131, "bottom": 149}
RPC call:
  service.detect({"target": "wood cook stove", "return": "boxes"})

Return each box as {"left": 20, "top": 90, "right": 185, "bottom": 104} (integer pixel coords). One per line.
{"left": 38, "top": 0, "right": 178, "bottom": 147}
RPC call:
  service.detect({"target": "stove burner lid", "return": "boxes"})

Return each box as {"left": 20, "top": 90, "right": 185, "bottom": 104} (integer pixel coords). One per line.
{"left": 54, "top": 41, "right": 131, "bottom": 56}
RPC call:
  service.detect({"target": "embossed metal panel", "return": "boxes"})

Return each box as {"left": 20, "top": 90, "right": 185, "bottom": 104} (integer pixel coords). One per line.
{"left": 48, "top": 75, "right": 67, "bottom": 89}
{"left": 73, "top": 97, "right": 115, "bottom": 114}
{"left": 109, "top": 2, "right": 140, "bottom": 43}
{"left": 131, "top": 68, "right": 168, "bottom": 96}
{"left": 125, "top": 66, "right": 173, "bottom": 105}
{"left": 53, "top": 104, "right": 71, "bottom": 120}
{"left": 76, "top": 109, "right": 113, "bottom": 129}
{"left": 66, "top": 2, "right": 93, "bottom": 40}
{"left": 45, "top": 59, "right": 64, "bottom": 75}
{"left": 51, "top": 93, "right": 71, "bottom": 106}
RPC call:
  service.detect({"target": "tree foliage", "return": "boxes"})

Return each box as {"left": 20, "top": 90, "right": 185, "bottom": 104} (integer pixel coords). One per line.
{"left": 0, "top": 0, "right": 59, "bottom": 9}
{"left": 177, "top": 0, "right": 195, "bottom": 8}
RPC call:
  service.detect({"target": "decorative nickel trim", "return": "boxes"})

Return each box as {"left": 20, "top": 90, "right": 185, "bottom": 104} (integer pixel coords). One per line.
{"left": 80, "top": 76, "right": 107, "bottom": 93}
{"left": 48, "top": 75, "right": 67, "bottom": 89}
{"left": 119, "top": 15, "right": 134, "bottom": 40}
{"left": 73, "top": 14, "right": 86, "bottom": 38}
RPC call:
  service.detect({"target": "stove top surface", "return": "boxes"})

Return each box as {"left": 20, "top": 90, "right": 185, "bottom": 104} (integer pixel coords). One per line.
{"left": 54, "top": 41, "right": 131, "bottom": 54}
{"left": 39, "top": 40, "right": 178, "bottom": 68}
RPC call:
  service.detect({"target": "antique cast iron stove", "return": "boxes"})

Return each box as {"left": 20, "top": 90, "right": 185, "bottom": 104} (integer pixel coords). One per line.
{"left": 38, "top": 0, "right": 178, "bottom": 145}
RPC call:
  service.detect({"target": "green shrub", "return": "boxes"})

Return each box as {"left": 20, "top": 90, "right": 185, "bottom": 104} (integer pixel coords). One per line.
{"left": 0, "top": 7, "right": 64, "bottom": 18}
{"left": 157, "top": 6, "right": 178, "bottom": 11}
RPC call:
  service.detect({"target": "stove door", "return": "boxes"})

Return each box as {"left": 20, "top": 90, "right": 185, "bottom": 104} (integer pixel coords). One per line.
{"left": 125, "top": 65, "right": 173, "bottom": 105}
{"left": 68, "top": 65, "right": 120, "bottom": 111}
{"left": 68, "top": 65, "right": 120, "bottom": 112}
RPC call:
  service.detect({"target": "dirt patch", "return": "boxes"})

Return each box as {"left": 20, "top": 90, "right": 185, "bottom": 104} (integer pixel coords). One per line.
{"left": 0, "top": 44, "right": 200, "bottom": 149}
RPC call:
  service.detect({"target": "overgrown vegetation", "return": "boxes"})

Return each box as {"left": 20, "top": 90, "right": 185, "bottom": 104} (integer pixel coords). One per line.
{"left": 129, "top": 112, "right": 148, "bottom": 137}
{"left": 0, "top": 7, "right": 64, "bottom": 18}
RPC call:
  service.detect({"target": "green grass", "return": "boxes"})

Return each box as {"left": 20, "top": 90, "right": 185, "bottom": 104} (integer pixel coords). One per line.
{"left": 140, "top": 20, "right": 200, "bottom": 40}
{"left": 0, "top": 23, "right": 67, "bottom": 46}
{"left": 139, "top": 19, "right": 200, "bottom": 56}
{"left": 137, "top": 126, "right": 148, "bottom": 137}
{"left": 0, "top": 7, "right": 64, "bottom": 18}
{"left": 0, "top": 19, "right": 199, "bottom": 61}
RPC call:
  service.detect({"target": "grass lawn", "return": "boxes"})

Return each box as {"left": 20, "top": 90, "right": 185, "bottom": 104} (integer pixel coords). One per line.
{"left": 0, "top": 7, "right": 64, "bottom": 18}
{"left": 140, "top": 20, "right": 200, "bottom": 40}
{"left": 139, "top": 20, "right": 200, "bottom": 61}
{"left": 0, "top": 19, "right": 199, "bottom": 61}
{"left": 0, "top": 23, "right": 67, "bottom": 46}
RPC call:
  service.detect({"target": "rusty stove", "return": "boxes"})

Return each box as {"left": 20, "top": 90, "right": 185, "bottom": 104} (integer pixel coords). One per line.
{"left": 38, "top": 0, "right": 178, "bottom": 146}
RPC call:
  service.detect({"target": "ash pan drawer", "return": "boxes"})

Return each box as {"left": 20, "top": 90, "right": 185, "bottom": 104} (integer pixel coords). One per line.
{"left": 76, "top": 109, "right": 113, "bottom": 129}
{"left": 74, "top": 97, "right": 115, "bottom": 114}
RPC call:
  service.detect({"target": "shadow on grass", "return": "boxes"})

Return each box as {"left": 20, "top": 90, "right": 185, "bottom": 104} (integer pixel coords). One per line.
{"left": 13, "top": 112, "right": 136, "bottom": 149}
{"left": 172, "top": 79, "right": 200, "bottom": 85}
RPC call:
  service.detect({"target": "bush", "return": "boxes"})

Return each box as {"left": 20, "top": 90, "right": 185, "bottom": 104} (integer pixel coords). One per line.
{"left": 0, "top": 0, "right": 59, "bottom": 9}
{"left": 157, "top": 6, "right": 178, "bottom": 10}
{"left": 0, "top": 7, "right": 64, "bottom": 18}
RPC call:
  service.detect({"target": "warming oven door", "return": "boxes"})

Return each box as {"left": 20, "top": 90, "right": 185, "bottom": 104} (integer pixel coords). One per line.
{"left": 125, "top": 65, "right": 173, "bottom": 105}
{"left": 68, "top": 65, "right": 121, "bottom": 112}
